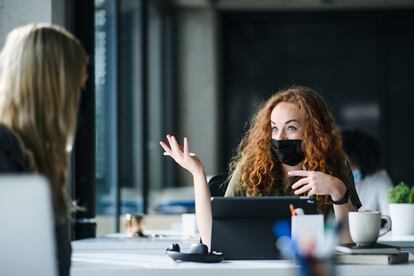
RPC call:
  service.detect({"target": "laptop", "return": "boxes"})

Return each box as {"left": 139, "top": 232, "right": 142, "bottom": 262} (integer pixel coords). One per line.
{"left": 210, "top": 196, "right": 317, "bottom": 260}
{"left": 0, "top": 175, "right": 57, "bottom": 276}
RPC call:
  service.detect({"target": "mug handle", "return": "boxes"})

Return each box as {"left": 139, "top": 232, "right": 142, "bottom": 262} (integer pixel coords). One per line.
{"left": 379, "top": 215, "right": 392, "bottom": 237}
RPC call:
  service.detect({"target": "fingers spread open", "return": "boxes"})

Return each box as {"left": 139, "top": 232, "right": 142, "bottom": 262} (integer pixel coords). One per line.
{"left": 307, "top": 188, "right": 315, "bottom": 197}
{"left": 294, "top": 184, "right": 312, "bottom": 195}
{"left": 166, "top": 134, "right": 173, "bottom": 148}
{"left": 288, "top": 170, "right": 310, "bottom": 177}
{"left": 291, "top": 177, "right": 308, "bottom": 190}
{"left": 183, "top": 137, "right": 189, "bottom": 156}
{"left": 170, "top": 135, "right": 182, "bottom": 156}
{"left": 160, "top": 141, "right": 173, "bottom": 156}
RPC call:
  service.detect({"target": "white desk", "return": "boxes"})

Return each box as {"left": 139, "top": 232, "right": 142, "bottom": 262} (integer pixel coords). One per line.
{"left": 71, "top": 236, "right": 414, "bottom": 276}
{"left": 379, "top": 233, "right": 414, "bottom": 249}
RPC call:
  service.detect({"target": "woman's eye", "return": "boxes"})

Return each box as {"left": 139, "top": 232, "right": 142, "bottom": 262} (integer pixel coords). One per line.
{"left": 272, "top": 126, "right": 278, "bottom": 133}
{"left": 287, "top": 126, "right": 297, "bottom": 131}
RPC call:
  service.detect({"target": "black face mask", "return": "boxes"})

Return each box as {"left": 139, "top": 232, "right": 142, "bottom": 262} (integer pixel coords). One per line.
{"left": 271, "top": 139, "right": 304, "bottom": 166}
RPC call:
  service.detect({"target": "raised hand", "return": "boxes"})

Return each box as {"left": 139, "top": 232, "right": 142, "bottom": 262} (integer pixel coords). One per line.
{"left": 160, "top": 134, "right": 205, "bottom": 176}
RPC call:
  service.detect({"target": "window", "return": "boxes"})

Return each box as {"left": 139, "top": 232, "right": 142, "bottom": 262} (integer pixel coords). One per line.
{"left": 93, "top": 0, "right": 219, "bottom": 235}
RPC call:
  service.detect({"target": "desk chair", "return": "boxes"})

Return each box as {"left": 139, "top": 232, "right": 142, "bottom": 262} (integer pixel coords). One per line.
{"left": 208, "top": 174, "right": 229, "bottom": 197}
{"left": 0, "top": 175, "right": 57, "bottom": 276}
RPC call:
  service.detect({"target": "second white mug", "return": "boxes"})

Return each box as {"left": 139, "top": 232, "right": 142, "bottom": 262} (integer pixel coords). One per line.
{"left": 348, "top": 211, "right": 391, "bottom": 247}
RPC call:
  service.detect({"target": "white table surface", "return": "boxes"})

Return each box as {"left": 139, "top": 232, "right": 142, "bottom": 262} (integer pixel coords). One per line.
{"left": 378, "top": 233, "right": 414, "bottom": 248}
{"left": 71, "top": 234, "right": 414, "bottom": 276}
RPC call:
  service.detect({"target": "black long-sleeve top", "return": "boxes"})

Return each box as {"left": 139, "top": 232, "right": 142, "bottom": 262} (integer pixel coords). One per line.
{"left": 0, "top": 124, "right": 71, "bottom": 276}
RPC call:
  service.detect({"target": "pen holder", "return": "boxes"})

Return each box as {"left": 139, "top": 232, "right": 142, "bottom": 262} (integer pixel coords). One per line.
{"left": 291, "top": 214, "right": 324, "bottom": 255}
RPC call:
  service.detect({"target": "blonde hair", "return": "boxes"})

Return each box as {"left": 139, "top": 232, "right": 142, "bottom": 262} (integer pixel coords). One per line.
{"left": 0, "top": 23, "right": 88, "bottom": 217}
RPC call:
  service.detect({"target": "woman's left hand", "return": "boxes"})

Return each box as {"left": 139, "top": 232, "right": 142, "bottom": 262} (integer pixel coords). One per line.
{"left": 289, "top": 170, "right": 346, "bottom": 200}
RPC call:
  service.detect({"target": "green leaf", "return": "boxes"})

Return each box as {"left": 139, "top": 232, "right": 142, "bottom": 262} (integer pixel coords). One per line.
{"left": 388, "top": 182, "right": 414, "bottom": 204}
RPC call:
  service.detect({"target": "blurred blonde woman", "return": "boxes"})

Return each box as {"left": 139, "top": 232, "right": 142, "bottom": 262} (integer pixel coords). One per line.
{"left": 0, "top": 24, "right": 88, "bottom": 276}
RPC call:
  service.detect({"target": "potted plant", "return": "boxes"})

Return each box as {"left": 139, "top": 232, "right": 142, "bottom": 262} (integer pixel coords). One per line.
{"left": 388, "top": 182, "right": 414, "bottom": 235}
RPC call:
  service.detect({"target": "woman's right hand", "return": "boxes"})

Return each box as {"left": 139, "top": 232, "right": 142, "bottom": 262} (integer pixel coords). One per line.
{"left": 160, "top": 134, "right": 205, "bottom": 176}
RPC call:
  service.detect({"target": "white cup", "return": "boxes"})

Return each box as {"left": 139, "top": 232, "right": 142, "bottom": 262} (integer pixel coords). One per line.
{"left": 181, "top": 213, "right": 198, "bottom": 237}
{"left": 348, "top": 211, "right": 391, "bottom": 247}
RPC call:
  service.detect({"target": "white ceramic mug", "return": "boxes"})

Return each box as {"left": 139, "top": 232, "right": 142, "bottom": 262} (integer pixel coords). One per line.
{"left": 348, "top": 211, "right": 391, "bottom": 247}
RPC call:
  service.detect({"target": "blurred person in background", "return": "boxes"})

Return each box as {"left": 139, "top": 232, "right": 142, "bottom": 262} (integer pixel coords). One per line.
{"left": 0, "top": 24, "right": 88, "bottom": 276}
{"left": 341, "top": 128, "right": 392, "bottom": 215}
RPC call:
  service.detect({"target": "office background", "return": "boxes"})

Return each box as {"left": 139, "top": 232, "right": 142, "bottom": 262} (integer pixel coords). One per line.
{"left": 1, "top": 0, "right": 414, "bottom": 237}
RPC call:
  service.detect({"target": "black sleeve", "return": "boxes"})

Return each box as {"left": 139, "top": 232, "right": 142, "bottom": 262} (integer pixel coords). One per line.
{"left": 0, "top": 125, "right": 25, "bottom": 173}
{"left": 55, "top": 219, "right": 72, "bottom": 276}
{"left": 0, "top": 125, "right": 72, "bottom": 276}
{"left": 0, "top": 150, "right": 23, "bottom": 172}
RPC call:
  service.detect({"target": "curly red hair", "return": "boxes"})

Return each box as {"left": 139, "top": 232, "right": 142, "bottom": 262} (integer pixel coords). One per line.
{"left": 229, "top": 86, "right": 348, "bottom": 213}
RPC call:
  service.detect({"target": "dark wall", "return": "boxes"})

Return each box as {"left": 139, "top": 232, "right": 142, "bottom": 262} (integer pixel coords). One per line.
{"left": 220, "top": 10, "right": 414, "bottom": 186}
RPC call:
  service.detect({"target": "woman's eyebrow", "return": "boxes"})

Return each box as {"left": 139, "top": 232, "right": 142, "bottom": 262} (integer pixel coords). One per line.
{"left": 271, "top": 119, "right": 299, "bottom": 125}
{"left": 284, "top": 119, "right": 299, "bottom": 125}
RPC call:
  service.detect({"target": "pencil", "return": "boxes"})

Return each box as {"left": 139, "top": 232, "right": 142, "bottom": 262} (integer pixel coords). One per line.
{"left": 289, "top": 204, "right": 296, "bottom": 216}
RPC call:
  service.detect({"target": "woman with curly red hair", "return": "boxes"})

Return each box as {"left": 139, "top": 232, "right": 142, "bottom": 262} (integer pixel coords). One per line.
{"left": 160, "top": 86, "right": 361, "bottom": 249}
